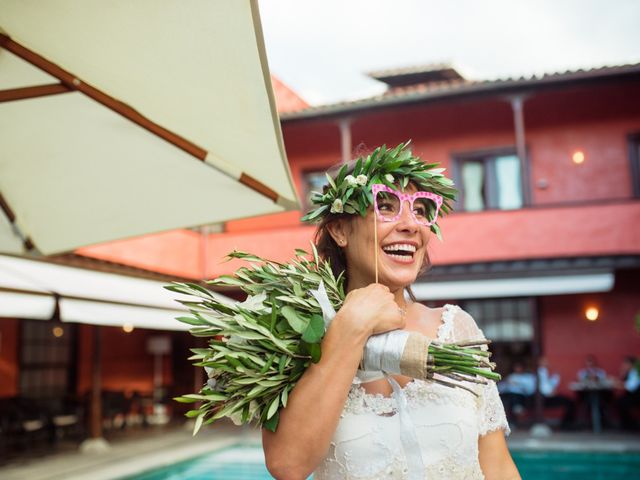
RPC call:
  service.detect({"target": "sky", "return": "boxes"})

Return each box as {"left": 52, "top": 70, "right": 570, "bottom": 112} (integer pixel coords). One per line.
{"left": 258, "top": 0, "right": 640, "bottom": 105}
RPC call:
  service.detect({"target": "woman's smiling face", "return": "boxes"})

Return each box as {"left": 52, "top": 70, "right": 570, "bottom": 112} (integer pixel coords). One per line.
{"left": 330, "top": 184, "right": 432, "bottom": 292}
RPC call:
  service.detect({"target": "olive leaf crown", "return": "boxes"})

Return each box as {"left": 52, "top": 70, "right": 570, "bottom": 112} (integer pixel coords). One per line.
{"left": 300, "top": 141, "right": 458, "bottom": 239}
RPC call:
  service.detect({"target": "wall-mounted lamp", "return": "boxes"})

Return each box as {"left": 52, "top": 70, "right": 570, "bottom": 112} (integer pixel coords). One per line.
{"left": 572, "top": 150, "right": 585, "bottom": 165}
{"left": 52, "top": 326, "right": 64, "bottom": 337}
{"left": 123, "top": 323, "right": 134, "bottom": 333}
{"left": 585, "top": 306, "right": 599, "bottom": 322}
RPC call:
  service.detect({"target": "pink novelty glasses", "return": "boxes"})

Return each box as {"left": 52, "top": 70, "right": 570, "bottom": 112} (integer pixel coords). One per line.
{"left": 371, "top": 184, "right": 443, "bottom": 226}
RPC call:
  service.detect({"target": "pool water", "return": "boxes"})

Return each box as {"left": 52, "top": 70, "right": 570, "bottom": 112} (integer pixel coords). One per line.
{"left": 122, "top": 445, "right": 640, "bottom": 480}
{"left": 512, "top": 450, "right": 640, "bottom": 479}
{"left": 122, "top": 445, "right": 271, "bottom": 480}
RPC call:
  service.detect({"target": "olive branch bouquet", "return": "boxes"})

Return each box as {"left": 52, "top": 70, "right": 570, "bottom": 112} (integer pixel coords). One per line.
{"left": 165, "top": 248, "right": 500, "bottom": 434}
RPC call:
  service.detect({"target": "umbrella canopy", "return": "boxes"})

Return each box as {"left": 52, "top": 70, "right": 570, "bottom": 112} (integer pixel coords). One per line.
{"left": 0, "top": 0, "right": 299, "bottom": 256}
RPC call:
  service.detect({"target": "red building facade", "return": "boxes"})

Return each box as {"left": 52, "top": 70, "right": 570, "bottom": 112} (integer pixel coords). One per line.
{"left": 2, "top": 67, "right": 640, "bottom": 438}
{"left": 211, "top": 64, "right": 640, "bottom": 393}
{"left": 81, "top": 65, "right": 640, "bottom": 396}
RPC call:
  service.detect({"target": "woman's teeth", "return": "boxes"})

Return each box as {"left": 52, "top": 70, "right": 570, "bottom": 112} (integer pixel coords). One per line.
{"left": 381, "top": 244, "right": 416, "bottom": 260}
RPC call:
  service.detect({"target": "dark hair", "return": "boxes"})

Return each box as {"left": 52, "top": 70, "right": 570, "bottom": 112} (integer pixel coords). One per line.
{"left": 313, "top": 156, "right": 433, "bottom": 299}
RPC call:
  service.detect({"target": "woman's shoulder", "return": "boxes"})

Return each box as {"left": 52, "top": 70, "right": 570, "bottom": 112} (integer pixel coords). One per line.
{"left": 410, "top": 303, "right": 483, "bottom": 342}
{"left": 438, "top": 304, "right": 486, "bottom": 342}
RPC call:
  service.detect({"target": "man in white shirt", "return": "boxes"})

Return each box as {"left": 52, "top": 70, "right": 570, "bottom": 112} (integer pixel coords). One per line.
{"left": 498, "top": 362, "right": 536, "bottom": 426}
{"left": 577, "top": 354, "right": 608, "bottom": 383}
{"left": 537, "top": 357, "right": 576, "bottom": 429}
{"left": 575, "top": 354, "right": 616, "bottom": 430}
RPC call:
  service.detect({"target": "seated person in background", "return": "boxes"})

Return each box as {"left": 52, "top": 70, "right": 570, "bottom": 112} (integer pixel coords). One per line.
{"left": 617, "top": 356, "right": 640, "bottom": 431}
{"left": 574, "top": 354, "right": 616, "bottom": 428}
{"left": 537, "top": 357, "right": 576, "bottom": 429}
{"left": 498, "top": 362, "right": 536, "bottom": 425}
{"left": 577, "top": 355, "right": 608, "bottom": 384}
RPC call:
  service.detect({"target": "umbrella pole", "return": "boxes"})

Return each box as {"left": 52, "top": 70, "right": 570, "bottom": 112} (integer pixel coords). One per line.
{"left": 79, "top": 326, "right": 110, "bottom": 452}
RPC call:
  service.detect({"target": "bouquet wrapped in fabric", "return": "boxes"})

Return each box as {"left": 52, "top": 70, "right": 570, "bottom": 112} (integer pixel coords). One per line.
{"left": 166, "top": 247, "right": 500, "bottom": 434}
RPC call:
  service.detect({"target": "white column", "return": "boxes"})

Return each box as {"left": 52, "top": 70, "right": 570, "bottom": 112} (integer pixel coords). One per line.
{"left": 509, "top": 95, "right": 530, "bottom": 206}
{"left": 338, "top": 118, "right": 353, "bottom": 162}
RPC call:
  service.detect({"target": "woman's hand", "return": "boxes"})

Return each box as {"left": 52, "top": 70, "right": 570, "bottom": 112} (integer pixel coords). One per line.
{"left": 335, "top": 283, "right": 405, "bottom": 339}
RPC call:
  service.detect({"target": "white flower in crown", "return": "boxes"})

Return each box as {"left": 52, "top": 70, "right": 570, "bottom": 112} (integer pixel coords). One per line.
{"left": 356, "top": 174, "right": 368, "bottom": 186}
{"left": 344, "top": 175, "right": 358, "bottom": 186}
{"left": 331, "top": 198, "right": 344, "bottom": 213}
{"left": 385, "top": 174, "right": 394, "bottom": 183}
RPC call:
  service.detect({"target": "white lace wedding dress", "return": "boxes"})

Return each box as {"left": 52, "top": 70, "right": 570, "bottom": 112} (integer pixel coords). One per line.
{"left": 313, "top": 304, "right": 510, "bottom": 479}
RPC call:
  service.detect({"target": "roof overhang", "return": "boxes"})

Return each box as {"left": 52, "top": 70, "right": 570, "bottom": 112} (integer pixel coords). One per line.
{"left": 412, "top": 271, "right": 614, "bottom": 301}
{"left": 410, "top": 255, "right": 640, "bottom": 301}
{"left": 0, "top": 254, "right": 229, "bottom": 331}
{"left": 281, "top": 63, "right": 640, "bottom": 122}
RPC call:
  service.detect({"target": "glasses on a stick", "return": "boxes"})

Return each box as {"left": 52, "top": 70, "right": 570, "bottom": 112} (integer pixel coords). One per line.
{"left": 372, "top": 183, "right": 443, "bottom": 227}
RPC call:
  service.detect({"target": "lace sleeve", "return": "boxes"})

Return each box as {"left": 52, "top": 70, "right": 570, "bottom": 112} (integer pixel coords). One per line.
{"left": 451, "top": 307, "right": 511, "bottom": 437}
{"left": 476, "top": 379, "right": 511, "bottom": 436}
{"left": 448, "top": 306, "right": 486, "bottom": 346}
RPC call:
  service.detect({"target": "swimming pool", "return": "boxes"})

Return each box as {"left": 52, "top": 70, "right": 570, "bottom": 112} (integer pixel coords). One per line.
{"left": 121, "top": 445, "right": 271, "bottom": 480}
{"left": 121, "top": 445, "right": 640, "bottom": 479}
{"left": 513, "top": 450, "right": 640, "bottom": 479}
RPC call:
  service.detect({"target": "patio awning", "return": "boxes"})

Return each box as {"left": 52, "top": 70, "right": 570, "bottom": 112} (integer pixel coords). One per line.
{"left": 0, "top": 254, "right": 226, "bottom": 331}
{"left": 0, "top": 0, "right": 299, "bottom": 256}
{"left": 411, "top": 271, "right": 615, "bottom": 301}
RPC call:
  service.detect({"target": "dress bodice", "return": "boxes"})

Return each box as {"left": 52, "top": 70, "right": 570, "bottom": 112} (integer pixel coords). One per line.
{"left": 313, "top": 304, "right": 510, "bottom": 480}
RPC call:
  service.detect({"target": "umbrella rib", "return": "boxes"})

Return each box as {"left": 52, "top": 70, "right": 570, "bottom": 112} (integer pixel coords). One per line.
{"left": 0, "top": 84, "right": 72, "bottom": 103}
{"left": 0, "top": 191, "right": 36, "bottom": 251}
{"left": 0, "top": 33, "right": 280, "bottom": 204}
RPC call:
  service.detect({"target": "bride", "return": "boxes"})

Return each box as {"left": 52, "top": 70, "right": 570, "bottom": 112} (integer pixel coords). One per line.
{"left": 262, "top": 144, "right": 521, "bottom": 479}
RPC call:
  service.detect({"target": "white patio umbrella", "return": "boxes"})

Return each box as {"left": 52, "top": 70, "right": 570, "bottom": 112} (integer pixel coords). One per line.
{"left": 0, "top": 0, "right": 299, "bottom": 256}
{"left": 0, "top": 0, "right": 300, "bottom": 449}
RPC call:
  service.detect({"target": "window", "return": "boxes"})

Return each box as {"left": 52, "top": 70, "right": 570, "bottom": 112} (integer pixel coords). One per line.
{"left": 629, "top": 132, "right": 640, "bottom": 197}
{"left": 301, "top": 170, "right": 329, "bottom": 213}
{"left": 20, "top": 320, "right": 76, "bottom": 398}
{"left": 453, "top": 148, "right": 524, "bottom": 212}
{"left": 462, "top": 297, "right": 534, "bottom": 342}
{"left": 460, "top": 297, "right": 536, "bottom": 375}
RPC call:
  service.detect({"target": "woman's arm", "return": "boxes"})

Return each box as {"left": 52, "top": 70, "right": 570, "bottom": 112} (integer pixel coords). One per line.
{"left": 479, "top": 430, "right": 521, "bottom": 480}
{"left": 262, "top": 311, "right": 368, "bottom": 479}
{"left": 262, "top": 284, "right": 404, "bottom": 480}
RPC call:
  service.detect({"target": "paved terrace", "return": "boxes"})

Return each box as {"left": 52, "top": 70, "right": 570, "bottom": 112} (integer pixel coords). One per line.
{"left": 1, "top": 424, "right": 639, "bottom": 480}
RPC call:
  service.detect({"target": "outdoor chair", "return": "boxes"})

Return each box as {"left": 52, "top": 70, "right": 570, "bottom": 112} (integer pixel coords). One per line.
{"left": 40, "top": 395, "right": 85, "bottom": 443}
{"left": 101, "top": 390, "right": 133, "bottom": 430}
{"left": 0, "top": 397, "right": 50, "bottom": 456}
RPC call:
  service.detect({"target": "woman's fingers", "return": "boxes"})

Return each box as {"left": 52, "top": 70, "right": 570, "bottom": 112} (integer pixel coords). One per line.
{"left": 339, "top": 284, "right": 404, "bottom": 336}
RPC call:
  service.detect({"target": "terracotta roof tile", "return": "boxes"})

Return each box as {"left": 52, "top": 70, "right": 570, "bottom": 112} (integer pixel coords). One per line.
{"left": 281, "top": 62, "right": 640, "bottom": 120}
{"left": 271, "top": 75, "right": 309, "bottom": 113}
{"left": 367, "top": 62, "right": 457, "bottom": 79}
